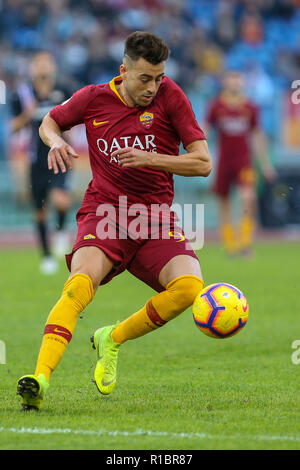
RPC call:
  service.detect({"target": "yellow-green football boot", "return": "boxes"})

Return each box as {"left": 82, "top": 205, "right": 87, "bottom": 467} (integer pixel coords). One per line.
{"left": 17, "top": 374, "right": 49, "bottom": 411}
{"left": 90, "top": 324, "right": 120, "bottom": 395}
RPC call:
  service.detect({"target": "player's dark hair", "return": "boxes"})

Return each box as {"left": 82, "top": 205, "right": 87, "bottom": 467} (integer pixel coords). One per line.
{"left": 124, "top": 31, "right": 170, "bottom": 65}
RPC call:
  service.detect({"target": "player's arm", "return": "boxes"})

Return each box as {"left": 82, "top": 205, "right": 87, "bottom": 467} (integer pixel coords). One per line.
{"left": 11, "top": 104, "right": 36, "bottom": 132}
{"left": 153, "top": 139, "right": 212, "bottom": 177}
{"left": 39, "top": 85, "right": 96, "bottom": 173}
{"left": 113, "top": 139, "right": 212, "bottom": 177}
{"left": 39, "top": 113, "right": 80, "bottom": 174}
{"left": 9, "top": 89, "right": 36, "bottom": 133}
{"left": 252, "top": 128, "right": 276, "bottom": 182}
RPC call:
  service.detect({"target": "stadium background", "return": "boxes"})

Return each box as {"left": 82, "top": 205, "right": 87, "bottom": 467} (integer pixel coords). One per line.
{"left": 0, "top": 0, "right": 300, "bottom": 242}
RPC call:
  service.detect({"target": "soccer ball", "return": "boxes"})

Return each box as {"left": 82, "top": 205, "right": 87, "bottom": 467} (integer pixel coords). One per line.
{"left": 192, "top": 283, "right": 249, "bottom": 339}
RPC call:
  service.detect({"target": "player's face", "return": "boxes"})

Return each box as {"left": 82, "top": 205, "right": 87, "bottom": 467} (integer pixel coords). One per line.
{"left": 30, "top": 53, "right": 56, "bottom": 81}
{"left": 223, "top": 73, "right": 244, "bottom": 95}
{"left": 120, "top": 57, "right": 165, "bottom": 107}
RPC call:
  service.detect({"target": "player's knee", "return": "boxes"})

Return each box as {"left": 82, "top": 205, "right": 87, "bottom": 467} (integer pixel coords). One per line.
{"left": 71, "top": 269, "right": 100, "bottom": 293}
{"left": 70, "top": 247, "right": 113, "bottom": 293}
{"left": 167, "top": 275, "right": 204, "bottom": 313}
{"left": 63, "top": 273, "right": 94, "bottom": 311}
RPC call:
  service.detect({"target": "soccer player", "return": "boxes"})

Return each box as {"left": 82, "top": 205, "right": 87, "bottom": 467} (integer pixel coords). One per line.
{"left": 10, "top": 52, "right": 72, "bottom": 274}
{"left": 17, "top": 32, "right": 212, "bottom": 410}
{"left": 205, "top": 70, "right": 276, "bottom": 256}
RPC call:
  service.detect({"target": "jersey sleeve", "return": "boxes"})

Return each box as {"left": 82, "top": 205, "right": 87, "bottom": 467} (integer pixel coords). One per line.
{"left": 49, "top": 84, "right": 96, "bottom": 131}
{"left": 165, "top": 80, "right": 206, "bottom": 148}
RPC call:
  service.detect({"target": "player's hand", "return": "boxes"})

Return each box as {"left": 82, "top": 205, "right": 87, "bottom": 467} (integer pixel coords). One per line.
{"left": 111, "top": 147, "right": 152, "bottom": 168}
{"left": 48, "top": 142, "right": 80, "bottom": 174}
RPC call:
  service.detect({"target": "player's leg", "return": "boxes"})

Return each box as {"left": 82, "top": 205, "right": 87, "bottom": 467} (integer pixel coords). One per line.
{"left": 236, "top": 167, "right": 257, "bottom": 255}
{"left": 92, "top": 234, "right": 205, "bottom": 395}
{"left": 50, "top": 177, "right": 71, "bottom": 257}
{"left": 30, "top": 163, "right": 58, "bottom": 274}
{"left": 237, "top": 182, "right": 257, "bottom": 255}
{"left": 218, "top": 195, "right": 237, "bottom": 256}
{"left": 52, "top": 188, "right": 70, "bottom": 232}
{"left": 17, "top": 246, "right": 113, "bottom": 409}
{"left": 214, "top": 163, "right": 237, "bottom": 255}
{"left": 35, "top": 207, "right": 50, "bottom": 258}
{"left": 34, "top": 246, "right": 113, "bottom": 379}
{"left": 111, "top": 254, "right": 203, "bottom": 344}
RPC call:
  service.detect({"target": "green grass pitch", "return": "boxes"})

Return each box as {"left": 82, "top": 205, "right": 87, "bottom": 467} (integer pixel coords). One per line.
{"left": 0, "top": 241, "right": 299, "bottom": 450}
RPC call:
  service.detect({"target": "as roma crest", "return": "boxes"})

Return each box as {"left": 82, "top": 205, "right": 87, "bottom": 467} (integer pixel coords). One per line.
{"left": 139, "top": 112, "right": 154, "bottom": 129}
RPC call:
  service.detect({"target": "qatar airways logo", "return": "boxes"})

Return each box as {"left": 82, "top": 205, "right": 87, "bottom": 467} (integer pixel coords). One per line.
{"left": 97, "top": 134, "right": 157, "bottom": 163}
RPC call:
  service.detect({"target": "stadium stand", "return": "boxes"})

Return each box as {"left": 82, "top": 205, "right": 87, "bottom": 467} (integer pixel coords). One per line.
{"left": 0, "top": 0, "right": 300, "bottom": 233}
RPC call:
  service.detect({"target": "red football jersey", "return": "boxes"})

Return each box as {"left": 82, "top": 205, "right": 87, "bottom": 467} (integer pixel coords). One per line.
{"left": 50, "top": 75, "right": 205, "bottom": 211}
{"left": 206, "top": 96, "right": 259, "bottom": 166}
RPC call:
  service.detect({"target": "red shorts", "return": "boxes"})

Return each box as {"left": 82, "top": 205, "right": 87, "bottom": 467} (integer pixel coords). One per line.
{"left": 213, "top": 161, "right": 256, "bottom": 197}
{"left": 66, "top": 207, "right": 199, "bottom": 293}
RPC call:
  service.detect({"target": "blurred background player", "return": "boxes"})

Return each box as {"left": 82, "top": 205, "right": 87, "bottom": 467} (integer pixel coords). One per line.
{"left": 10, "top": 51, "right": 72, "bottom": 274}
{"left": 204, "top": 70, "right": 276, "bottom": 257}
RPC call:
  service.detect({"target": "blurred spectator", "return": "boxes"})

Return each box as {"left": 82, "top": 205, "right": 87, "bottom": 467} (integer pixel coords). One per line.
{"left": 0, "top": 0, "right": 299, "bottom": 102}
{"left": 240, "top": 14, "right": 264, "bottom": 45}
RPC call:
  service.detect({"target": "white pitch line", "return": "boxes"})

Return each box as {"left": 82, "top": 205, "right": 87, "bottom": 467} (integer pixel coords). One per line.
{"left": 0, "top": 427, "right": 300, "bottom": 443}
